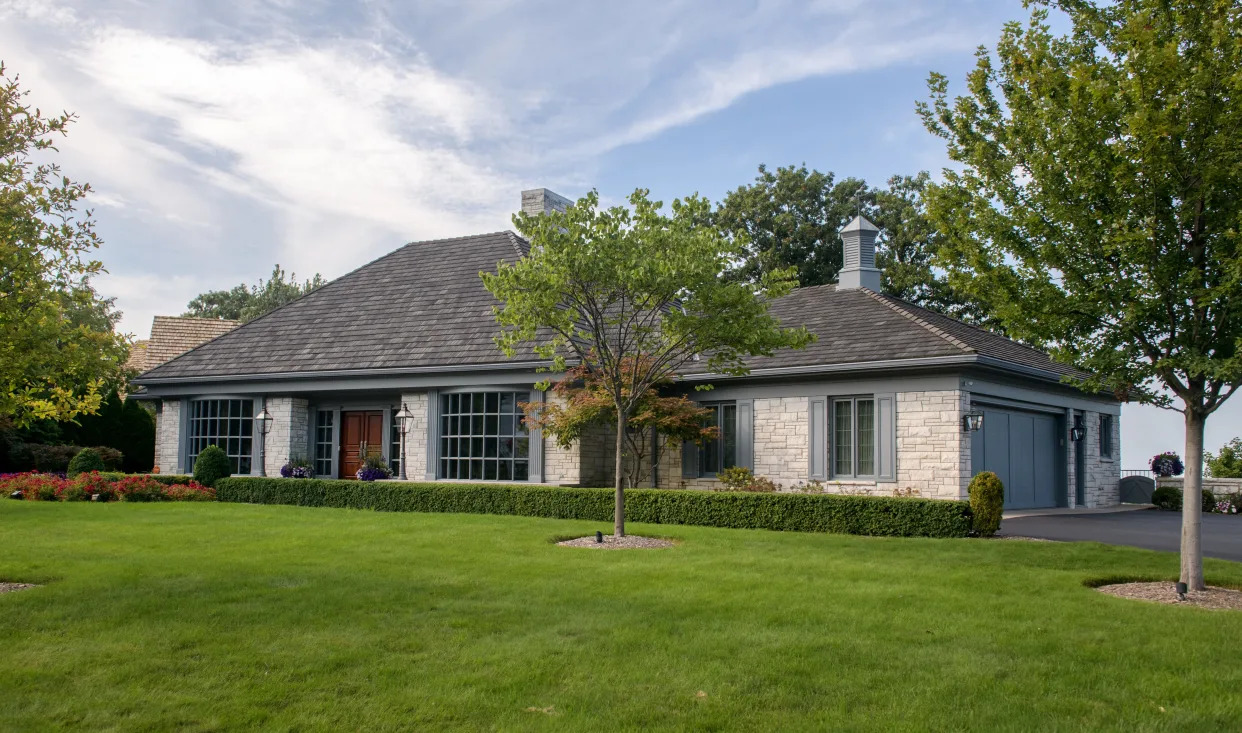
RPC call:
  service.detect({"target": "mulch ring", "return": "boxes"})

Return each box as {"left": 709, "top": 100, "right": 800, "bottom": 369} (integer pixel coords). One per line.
{"left": 0, "top": 582, "right": 39, "bottom": 595}
{"left": 1095, "top": 582, "right": 1242, "bottom": 611}
{"left": 557, "top": 534, "right": 676, "bottom": 550}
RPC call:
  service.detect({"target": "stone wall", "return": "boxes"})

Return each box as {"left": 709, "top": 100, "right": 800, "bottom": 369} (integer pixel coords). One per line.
{"left": 154, "top": 399, "right": 181, "bottom": 474}
{"left": 400, "top": 392, "right": 428, "bottom": 479}
{"left": 1157, "top": 476, "right": 1242, "bottom": 497}
{"left": 751, "top": 397, "right": 810, "bottom": 485}
{"left": 1079, "top": 409, "right": 1120, "bottom": 507}
{"left": 262, "top": 396, "right": 309, "bottom": 476}
{"left": 894, "top": 390, "right": 969, "bottom": 500}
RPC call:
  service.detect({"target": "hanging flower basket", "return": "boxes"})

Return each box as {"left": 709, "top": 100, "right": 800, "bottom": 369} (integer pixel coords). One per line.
{"left": 1150, "top": 452, "right": 1184, "bottom": 477}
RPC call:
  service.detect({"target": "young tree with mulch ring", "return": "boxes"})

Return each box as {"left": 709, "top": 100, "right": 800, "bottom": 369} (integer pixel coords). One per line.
{"left": 483, "top": 189, "right": 813, "bottom": 537}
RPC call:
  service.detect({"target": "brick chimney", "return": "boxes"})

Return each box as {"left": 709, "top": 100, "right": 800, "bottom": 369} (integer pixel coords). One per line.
{"left": 521, "top": 188, "right": 571, "bottom": 217}
{"left": 837, "top": 215, "right": 881, "bottom": 291}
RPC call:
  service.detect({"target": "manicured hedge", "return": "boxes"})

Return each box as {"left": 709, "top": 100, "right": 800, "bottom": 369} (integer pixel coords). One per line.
{"left": 215, "top": 478, "right": 974, "bottom": 538}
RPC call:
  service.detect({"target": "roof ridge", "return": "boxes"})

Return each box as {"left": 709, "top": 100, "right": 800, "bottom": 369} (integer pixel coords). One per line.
{"left": 864, "top": 290, "right": 975, "bottom": 354}
{"left": 504, "top": 230, "right": 528, "bottom": 258}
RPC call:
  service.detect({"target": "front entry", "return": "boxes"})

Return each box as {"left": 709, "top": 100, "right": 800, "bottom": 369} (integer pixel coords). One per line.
{"left": 971, "top": 406, "right": 1063, "bottom": 509}
{"left": 339, "top": 411, "right": 384, "bottom": 479}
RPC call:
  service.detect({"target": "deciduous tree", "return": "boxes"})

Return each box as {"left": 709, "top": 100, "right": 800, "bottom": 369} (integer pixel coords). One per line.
{"left": 919, "top": 0, "right": 1242, "bottom": 588}
{"left": 184, "top": 265, "right": 324, "bottom": 322}
{"left": 483, "top": 189, "right": 812, "bottom": 536}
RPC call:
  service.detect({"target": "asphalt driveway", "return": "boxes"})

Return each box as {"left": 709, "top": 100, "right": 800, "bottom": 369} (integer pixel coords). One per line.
{"left": 1002, "top": 509, "right": 1242, "bottom": 563}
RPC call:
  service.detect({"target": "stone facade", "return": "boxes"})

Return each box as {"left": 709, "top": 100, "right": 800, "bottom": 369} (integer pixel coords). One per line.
{"left": 399, "top": 392, "right": 428, "bottom": 479}
{"left": 154, "top": 399, "right": 181, "bottom": 474}
{"left": 750, "top": 397, "right": 810, "bottom": 485}
{"left": 261, "top": 396, "right": 309, "bottom": 476}
{"left": 1077, "top": 409, "right": 1120, "bottom": 507}
{"left": 893, "top": 390, "right": 969, "bottom": 500}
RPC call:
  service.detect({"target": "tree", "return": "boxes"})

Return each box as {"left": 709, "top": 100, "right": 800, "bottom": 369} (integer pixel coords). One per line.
{"left": 0, "top": 63, "right": 129, "bottom": 428}
{"left": 522, "top": 363, "right": 718, "bottom": 490}
{"left": 483, "top": 189, "right": 813, "bottom": 536}
{"left": 715, "top": 164, "right": 970, "bottom": 314}
{"left": 1205, "top": 438, "right": 1242, "bottom": 479}
{"left": 918, "top": 0, "right": 1242, "bottom": 589}
{"left": 184, "top": 265, "right": 324, "bottom": 322}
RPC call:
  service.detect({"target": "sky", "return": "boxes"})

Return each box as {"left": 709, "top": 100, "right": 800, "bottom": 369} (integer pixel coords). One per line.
{"left": 1, "top": 0, "right": 1235, "bottom": 467}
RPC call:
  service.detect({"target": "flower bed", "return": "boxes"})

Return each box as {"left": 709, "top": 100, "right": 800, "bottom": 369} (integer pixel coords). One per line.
{"left": 2, "top": 472, "right": 214, "bottom": 502}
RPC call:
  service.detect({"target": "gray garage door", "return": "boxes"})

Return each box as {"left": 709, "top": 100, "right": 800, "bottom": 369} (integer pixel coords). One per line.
{"left": 971, "top": 406, "right": 1061, "bottom": 509}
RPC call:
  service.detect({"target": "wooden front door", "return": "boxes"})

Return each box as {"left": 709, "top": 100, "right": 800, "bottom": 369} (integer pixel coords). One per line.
{"left": 339, "top": 411, "right": 385, "bottom": 479}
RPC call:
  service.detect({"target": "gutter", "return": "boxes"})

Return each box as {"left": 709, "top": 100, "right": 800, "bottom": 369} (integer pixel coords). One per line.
{"left": 131, "top": 359, "right": 559, "bottom": 387}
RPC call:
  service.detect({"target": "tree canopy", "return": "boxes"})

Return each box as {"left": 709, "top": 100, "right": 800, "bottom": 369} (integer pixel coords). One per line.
{"left": 1205, "top": 438, "right": 1242, "bottom": 479}
{"left": 483, "top": 189, "right": 812, "bottom": 536}
{"left": 0, "top": 63, "right": 129, "bottom": 428}
{"left": 919, "top": 0, "right": 1242, "bottom": 588}
{"left": 184, "top": 265, "right": 324, "bottom": 322}
{"left": 714, "top": 165, "right": 970, "bottom": 315}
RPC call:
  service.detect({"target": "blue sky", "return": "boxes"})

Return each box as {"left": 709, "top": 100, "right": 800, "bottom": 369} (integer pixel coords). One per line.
{"left": 1, "top": 0, "right": 1234, "bottom": 466}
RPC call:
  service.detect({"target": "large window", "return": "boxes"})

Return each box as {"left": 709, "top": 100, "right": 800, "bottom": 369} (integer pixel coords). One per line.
{"left": 188, "top": 399, "right": 254, "bottom": 474}
{"left": 439, "top": 391, "right": 530, "bottom": 481}
{"left": 832, "top": 397, "right": 875, "bottom": 478}
{"left": 390, "top": 416, "right": 402, "bottom": 476}
{"left": 699, "top": 402, "right": 737, "bottom": 476}
{"left": 314, "top": 410, "right": 334, "bottom": 476}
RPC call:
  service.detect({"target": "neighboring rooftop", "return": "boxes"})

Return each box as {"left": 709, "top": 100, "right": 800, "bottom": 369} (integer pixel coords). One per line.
{"left": 134, "top": 316, "right": 241, "bottom": 373}
{"left": 134, "top": 233, "right": 1085, "bottom": 386}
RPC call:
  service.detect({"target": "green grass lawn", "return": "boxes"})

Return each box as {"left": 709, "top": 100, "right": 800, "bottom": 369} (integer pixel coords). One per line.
{"left": 2, "top": 501, "right": 1241, "bottom": 732}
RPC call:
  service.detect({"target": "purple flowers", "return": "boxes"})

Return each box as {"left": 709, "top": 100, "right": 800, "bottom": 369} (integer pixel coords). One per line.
{"left": 356, "top": 466, "right": 391, "bottom": 482}
{"left": 280, "top": 458, "right": 315, "bottom": 479}
{"left": 1150, "top": 452, "right": 1184, "bottom": 477}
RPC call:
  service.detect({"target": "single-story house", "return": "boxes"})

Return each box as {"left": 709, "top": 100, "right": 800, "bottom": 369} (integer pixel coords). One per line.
{"left": 132, "top": 188, "right": 1121, "bottom": 509}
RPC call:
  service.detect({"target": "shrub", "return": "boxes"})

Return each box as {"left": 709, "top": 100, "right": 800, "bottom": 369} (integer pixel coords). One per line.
{"left": 715, "top": 467, "right": 778, "bottom": 492}
{"left": 115, "top": 475, "right": 168, "bottom": 502}
{"left": 67, "top": 448, "right": 106, "bottom": 477}
{"left": 968, "top": 471, "right": 1004, "bottom": 537}
{"left": 1151, "top": 486, "right": 1217, "bottom": 512}
{"left": 0, "top": 472, "right": 212, "bottom": 503}
{"left": 215, "top": 478, "right": 974, "bottom": 538}
{"left": 93, "top": 446, "right": 125, "bottom": 471}
{"left": 193, "top": 446, "right": 232, "bottom": 488}
{"left": 69, "top": 472, "right": 116, "bottom": 501}
{"left": 164, "top": 482, "right": 216, "bottom": 501}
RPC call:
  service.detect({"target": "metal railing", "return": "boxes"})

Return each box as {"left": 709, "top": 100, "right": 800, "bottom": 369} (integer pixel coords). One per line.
{"left": 1121, "top": 469, "right": 1154, "bottom": 478}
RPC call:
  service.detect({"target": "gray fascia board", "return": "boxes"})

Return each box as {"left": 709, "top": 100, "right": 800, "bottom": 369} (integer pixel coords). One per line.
{"left": 678, "top": 355, "right": 979, "bottom": 381}
{"left": 132, "top": 360, "right": 558, "bottom": 387}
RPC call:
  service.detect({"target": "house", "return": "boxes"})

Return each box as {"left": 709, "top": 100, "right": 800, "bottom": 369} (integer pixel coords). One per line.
{"left": 131, "top": 189, "right": 1121, "bottom": 510}
{"left": 126, "top": 316, "right": 242, "bottom": 374}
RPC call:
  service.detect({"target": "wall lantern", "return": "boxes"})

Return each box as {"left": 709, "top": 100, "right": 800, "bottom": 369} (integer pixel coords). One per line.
{"left": 962, "top": 410, "right": 984, "bottom": 433}
{"left": 394, "top": 403, "right": 413, "bottom": 481}
{"left": 1070, "top": 418, "right": 1085, "bottom": 443}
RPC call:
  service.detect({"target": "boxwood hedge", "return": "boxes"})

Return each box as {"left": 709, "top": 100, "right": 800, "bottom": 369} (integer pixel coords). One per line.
{"left": 215, "top": 478, "right": 973, "bottom": 538}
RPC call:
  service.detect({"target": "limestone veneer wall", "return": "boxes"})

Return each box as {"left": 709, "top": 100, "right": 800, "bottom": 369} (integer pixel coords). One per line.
{"left": 154, "top": 399, "right": 181, "bottom": 474}
{"left": 399, "top": 392, "right": 428, "bottom": 479}
{"left": 1079, "top": 409, "right": 1121, "bottom": 507}
{"left": 262, "top": 396, "right": 309, "bottom": 476}
{"left": 893, "top": 390, "right": 969, "bottom": 500}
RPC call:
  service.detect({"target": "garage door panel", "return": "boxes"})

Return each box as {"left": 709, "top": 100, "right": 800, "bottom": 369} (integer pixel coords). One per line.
{"left": 1008, "top": 413, "right": 1036, "bottom": 508}
{"left": 973, "top": 405, "right": 1060, "bottom": 510}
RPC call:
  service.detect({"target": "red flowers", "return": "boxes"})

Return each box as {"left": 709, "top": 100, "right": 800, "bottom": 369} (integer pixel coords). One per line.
{"left": 1, "top": 472, "right": 214, "bottom": 502}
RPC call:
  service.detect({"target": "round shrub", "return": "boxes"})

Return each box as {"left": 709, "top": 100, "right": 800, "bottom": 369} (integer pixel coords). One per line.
{"left": 1152, "top": 485, "right": 1180, "bottom": 510}
{"left": 1201, "top": 489, "right": 1216, "bottom": 512}
{"left": 193, "top": 445, "right": 232, "bottom": 488}
{"left": 67, "top": 447, "right": 106, "bottom": 477}
{"left": 968, "top": 471, "right": 1004, "bottom": 537}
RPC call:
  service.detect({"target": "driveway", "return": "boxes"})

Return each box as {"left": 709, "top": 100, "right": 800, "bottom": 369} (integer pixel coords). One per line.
{"left": 1001, "top": 509, "right": 1242, "bottom": 563}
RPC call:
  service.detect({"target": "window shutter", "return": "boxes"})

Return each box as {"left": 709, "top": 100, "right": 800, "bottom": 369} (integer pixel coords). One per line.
{"left": 809, "top": 397, "right": 827, "bottom": 480}
{"left": 737, "top": 399, "right": 754, "bottom": 470}
{"left": 876, "top": 393, "right": 896, "bottom": 482}
{"left": 681, "top": 440, "right": 698, "bottom": 479}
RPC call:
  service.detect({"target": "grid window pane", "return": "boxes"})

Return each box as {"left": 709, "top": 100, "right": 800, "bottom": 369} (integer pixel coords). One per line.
{"left": 856, "top": 399, "right": 875, "bottom": 476}
{"left": 834, "top": 400, "right": 853, "bottom": 477}
{"left": 438, "top": 391, "right": 531, "bottom": 481}
{"left": 390, "top": 415, "right": 402, "bottom": 476}
{"left": 315, "top": 410, "right": 334, "bottom": 476}
{"left": 188, "top": 399, "right": 255, "bottom": 475}
{"left": 698, "top": 403, "right": 738, "bottom": 476}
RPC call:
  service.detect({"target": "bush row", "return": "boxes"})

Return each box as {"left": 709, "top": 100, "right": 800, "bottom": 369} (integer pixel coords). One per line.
{"left": 2, "top": 472, "right": 212, "bottom": 502}
{"left": 216, "top": 478, "right": 974, "bottom": 538}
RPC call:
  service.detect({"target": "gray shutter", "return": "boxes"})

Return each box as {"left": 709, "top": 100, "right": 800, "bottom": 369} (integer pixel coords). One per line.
{"left": 737, "top": 399, "right": 754, "bottom": 470}
{"left": 681, "top": 440, "right": 698, "bottom": 479}
{"left": 876, "top": 393, "right": 896, "bottom": 482}
{"left": 809, "top": 397, "right": 827, "bottom": 480}
{"left": 423, "top": 389, "right": 439, "bottom": 481}
{"left": 528, "top": 390, "right": 545, "bottom": 483}
{"left": 177, "top": 397, "right": 190, "bottom": 474}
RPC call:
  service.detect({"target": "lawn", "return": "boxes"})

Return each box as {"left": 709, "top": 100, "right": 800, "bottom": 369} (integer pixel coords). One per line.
{"left": 2, "top": 501, "right": 1241, "bottom": 731}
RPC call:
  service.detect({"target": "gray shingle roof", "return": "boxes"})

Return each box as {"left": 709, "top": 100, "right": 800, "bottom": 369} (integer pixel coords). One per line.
{"left": 135, "top": 231, "right": 1084, "bottom": 385}
{"left": 137, "top": 232, "right": 531, "bottom": 380}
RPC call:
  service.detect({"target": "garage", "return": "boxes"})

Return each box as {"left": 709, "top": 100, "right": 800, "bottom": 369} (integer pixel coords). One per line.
{"left": 970, "top": 405, "right": 1063, "bottom": 509}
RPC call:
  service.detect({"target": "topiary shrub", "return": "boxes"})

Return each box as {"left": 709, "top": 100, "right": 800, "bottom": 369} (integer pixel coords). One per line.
{"left": 1152, "top": 485, "right": 1181, "bottom": 510}
{"left": 67, "top": 447, "right": 106, "bottom": 477}
{"left": 193, "top": 445, "right": 232, "bottom": 488}
{"left": 968, "top": 471, "right": 1004, "bottom": 537}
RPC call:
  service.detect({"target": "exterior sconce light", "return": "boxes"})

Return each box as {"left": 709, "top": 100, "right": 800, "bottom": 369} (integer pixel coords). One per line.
{"left": 255, "top": 405, "right": 274, "bottom": 477}
{"left": 1070, "top": 419, "right": 1085, "bottom": 443}
{"left": 962, "top": 410, "right": 984, "bottom": 433}
{"left": 394, "top": 403, "right": 413, "bottom": 481}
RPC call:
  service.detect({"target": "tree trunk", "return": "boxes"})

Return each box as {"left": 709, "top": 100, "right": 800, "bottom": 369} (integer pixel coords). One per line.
{"left": 1181, "top": 409, "right": 1206, "bottom": 591}
{"left": 614, "top": 409, "right": 626, "bottom": 537}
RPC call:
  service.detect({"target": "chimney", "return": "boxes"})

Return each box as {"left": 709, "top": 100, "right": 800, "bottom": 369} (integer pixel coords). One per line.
{"left": 521, "top": 188, "right": 571, "bottom": 217}
{"left": 837, "top": 215, "right": 881, "bottom": 291}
